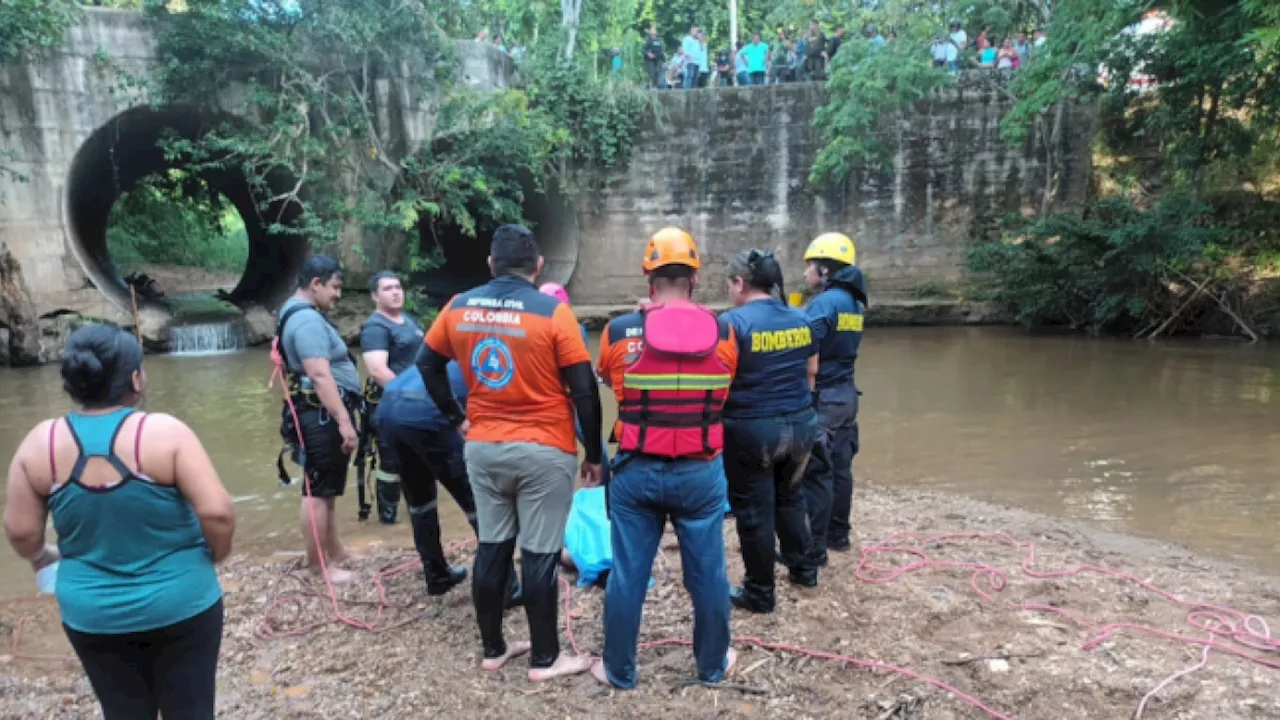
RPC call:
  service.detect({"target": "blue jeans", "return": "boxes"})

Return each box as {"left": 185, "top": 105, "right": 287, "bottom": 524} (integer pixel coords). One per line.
{"left": 799, "top": 383, "right": 859, "bottom": 562}
{"left": 683, "top": 63, "right": 699, "bottom": 89}
{"left": 723, "top": 408, "right": 819, "bottom": 609}
{"left": 602, "top": 454, "right": 731, "bottom": 688}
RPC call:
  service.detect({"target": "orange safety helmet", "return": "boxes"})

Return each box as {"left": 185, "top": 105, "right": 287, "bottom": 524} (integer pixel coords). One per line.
{"left": 642, "top": 227, "right": 701, "bottom": 272}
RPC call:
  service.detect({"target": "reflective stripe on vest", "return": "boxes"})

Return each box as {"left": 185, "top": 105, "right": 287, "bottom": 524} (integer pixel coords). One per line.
{"left": 622, "top": 374, "right": 732, "bottom": 391}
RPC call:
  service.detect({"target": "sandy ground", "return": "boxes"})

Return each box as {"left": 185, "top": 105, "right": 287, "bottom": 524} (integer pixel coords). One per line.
{"left": 3, "top": 486, "right": 1280, "bottom": 720}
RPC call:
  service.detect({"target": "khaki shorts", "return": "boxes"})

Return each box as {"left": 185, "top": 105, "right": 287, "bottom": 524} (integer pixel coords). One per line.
{"left": 464, "top": 441, "right": 578, "bottom": 554}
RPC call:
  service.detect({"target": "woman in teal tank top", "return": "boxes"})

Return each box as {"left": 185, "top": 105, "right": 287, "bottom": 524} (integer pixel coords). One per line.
{"left": 3, "top": 323, "right": 235, "bottom": 720}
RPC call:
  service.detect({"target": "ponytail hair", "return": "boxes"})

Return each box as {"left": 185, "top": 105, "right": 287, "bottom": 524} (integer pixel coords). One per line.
{"left": 727, "top": 249, "right": 786, "bottom": 300}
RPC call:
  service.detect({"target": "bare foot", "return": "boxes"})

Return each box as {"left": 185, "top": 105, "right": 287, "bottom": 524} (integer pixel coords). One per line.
{"left": 310, "top": 566, "right": 355, "bottom": 584}
{"left": 330, "top": 552, "right": 362, "bottom": 567}
{"left": 590, "top": 659, "right": 614, "bottom": 687}
{"left": 528, "top": 653, "right": 593, "bottom": 682}
{"left": 481, "top": 641, "right": 531, "bottom": 671}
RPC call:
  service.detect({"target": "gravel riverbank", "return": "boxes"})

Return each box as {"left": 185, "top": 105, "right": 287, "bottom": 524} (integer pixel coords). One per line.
{"left": 3, "top": 485, "right": 1279, "bottom": 719}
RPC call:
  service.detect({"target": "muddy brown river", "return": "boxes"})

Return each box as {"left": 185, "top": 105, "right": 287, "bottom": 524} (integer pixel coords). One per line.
{"left": 1, "top": 326, "right": 1277, "bottom": 594}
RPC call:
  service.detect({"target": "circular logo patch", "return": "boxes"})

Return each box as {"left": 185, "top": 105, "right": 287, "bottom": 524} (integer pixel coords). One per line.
{"left": 471, "top": 337, "right": 515, "bottom": 390}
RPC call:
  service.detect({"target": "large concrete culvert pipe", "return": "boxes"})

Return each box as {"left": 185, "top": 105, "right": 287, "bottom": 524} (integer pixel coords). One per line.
{"left": 413, "top": 170, "right": 580, "bottom": 307}
{"left": 64, "top": 105, "right": 309, "bottom": 313}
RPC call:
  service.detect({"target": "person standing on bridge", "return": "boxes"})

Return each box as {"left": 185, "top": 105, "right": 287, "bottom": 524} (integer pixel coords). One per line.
{"left": 359, "top": 270, "right": 425, "bottom": 524}
{"left": 643, "top": 25, "right": 665, "bottom": 89}
{"left": 721, "top": 249, "right": 820, "bottom": 613}
{"left": 796, "top": 233, "right": 867, "bottom": 567}
{"left": 276, "top": 255, "right": 361, "bottom": 584}
{"left": 589, "top": 227, "right": 740, "bottom": 689}
{"left": 5, "top": 323, "right": 235, "bottom": 719}
{"left": 417, "top": 224, "right": 605, "bottom": 681}
{"left": 680, "top": 25, "right": 703, "bottom": 89}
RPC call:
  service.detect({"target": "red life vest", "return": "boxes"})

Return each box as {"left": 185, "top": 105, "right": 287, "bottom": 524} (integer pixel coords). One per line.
{"left": 617, "top": 300, "right": 732, "bottom": 458}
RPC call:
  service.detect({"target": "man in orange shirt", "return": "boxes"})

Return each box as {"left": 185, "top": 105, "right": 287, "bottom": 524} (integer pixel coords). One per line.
{"left": 416, "top": 224, "right": 603, "bottom": 682}
{"left": 589, "top": 228, "right": 740, "bottom": 689}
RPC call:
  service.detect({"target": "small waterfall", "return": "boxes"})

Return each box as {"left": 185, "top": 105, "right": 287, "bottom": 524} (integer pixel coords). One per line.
{"left": 169, "top": 322, "right": 246, "bottom": 356}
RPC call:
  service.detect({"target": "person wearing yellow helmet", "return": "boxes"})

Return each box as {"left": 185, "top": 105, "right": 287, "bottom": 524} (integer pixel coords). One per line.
{"left": 590, "top": 227, "right": 741, "bottom": 690}
{"left": 798, "top": 231, "right": 867, "bottom": 563}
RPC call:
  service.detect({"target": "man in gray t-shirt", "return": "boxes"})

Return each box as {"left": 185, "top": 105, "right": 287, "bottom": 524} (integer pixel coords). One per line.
{"left": 281, "top": 297, "right": 362, "bottom": 394}
{"left": 276, "top": 254, "right": 361, "bottom": 584}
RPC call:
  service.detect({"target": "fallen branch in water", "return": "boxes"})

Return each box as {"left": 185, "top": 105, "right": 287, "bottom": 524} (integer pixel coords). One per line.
{"left": 1145, "top": 276, "right": 1212, "bottom": 340}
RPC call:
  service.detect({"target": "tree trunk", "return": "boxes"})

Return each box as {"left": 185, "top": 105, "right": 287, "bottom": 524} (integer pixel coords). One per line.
{"left": 561, "top": 0, "right": 581, "bottom": 59}
{"left": 1040, "top": 99, "right": 1066, "bottom": 217}
{"left": 0, "top": 243, "right": 42, "bottom": 366}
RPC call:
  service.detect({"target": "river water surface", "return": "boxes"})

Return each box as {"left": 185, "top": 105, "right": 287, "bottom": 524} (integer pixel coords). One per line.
{"left": 1, "top": 327, "right": 1277, "bottom": 594}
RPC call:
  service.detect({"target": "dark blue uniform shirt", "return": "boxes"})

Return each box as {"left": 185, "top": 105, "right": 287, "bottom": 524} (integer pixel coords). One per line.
{"left": 374, "top": 362, "right": 468, "bottom": 432}
{"left": 804, "top": 265, "right": 866, "bottom": 391}
{"left": 721, "top": 297, "right": 816, "bottom": 419}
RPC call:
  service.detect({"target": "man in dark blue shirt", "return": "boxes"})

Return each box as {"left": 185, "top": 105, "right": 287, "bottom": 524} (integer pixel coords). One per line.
{"left": 797, "top": 233, "right": 867, "bottom": 563}
{"left": 373, "top": 362, "right": 478, "bottom": 595}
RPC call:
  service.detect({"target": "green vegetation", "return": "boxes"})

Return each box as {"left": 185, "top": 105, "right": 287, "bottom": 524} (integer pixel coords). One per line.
{"left": 810, "top": 25, "right": 952, "bottom": 185}
{"left": 0, "top": 0, "right": 79, "bottom": 65}
{"left": 126, "top": 0, "right": 650, "bottom": 279}
{"left": 908, "top": 280, "right": 955, "bottom": 300}
{"left": 972, "top": 0, "right": 1280, "bottom": 338}
{"left": 803, "top": 0, "right": 1280, "bottom": 337}
{"left": 106, "top": 172, "right": 248, "bottom": 274}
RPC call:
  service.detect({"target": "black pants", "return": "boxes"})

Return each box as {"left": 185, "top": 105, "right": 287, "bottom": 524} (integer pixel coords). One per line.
{"left": 63, "top": 598, "right": 224, "bottom": 720}
{"left": 724, "top": 408, "right": 819, "bottom": 610}
{"left": 646, "top": 58, "right": 664, "bottom": 88}
{"left": 286, "top": 401, "right": 355, "bottom": 498}
{"left": 805, "top": 54, "right": 825, "bottom": 81}
{"left": 385, "top": 423, "right": 479, "bottom": 578}
{"left": 799, "top": 383, "right": 860, "bottom": 564}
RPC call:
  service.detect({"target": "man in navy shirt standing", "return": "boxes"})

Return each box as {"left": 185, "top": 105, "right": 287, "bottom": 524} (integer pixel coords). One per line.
{"left": 796, "top": 233, "right": 867, "bottom": 566}
{"left": 373, "top": 362, "right": 474, "bottom": 595}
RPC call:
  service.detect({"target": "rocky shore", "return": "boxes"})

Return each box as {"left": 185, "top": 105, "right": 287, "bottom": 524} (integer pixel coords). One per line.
{"left": 3, "top": 485, "right": 1278, "bottom": 719}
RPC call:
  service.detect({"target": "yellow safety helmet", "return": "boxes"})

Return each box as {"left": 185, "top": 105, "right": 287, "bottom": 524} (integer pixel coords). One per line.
{"left": 803, "top": 232, "right": 856, "bottom": 266}
{"left": 642, "top": 227, "right": 701, "bottom": 272}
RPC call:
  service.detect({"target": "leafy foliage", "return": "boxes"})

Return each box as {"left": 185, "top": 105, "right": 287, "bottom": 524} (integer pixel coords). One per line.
{"left": 0, "top": 0, "right": 79, "bottom": 64}
{"left": 968, "top": 193, "right": 1235, "bottom": 334}
{"left": 107, "top": 172, "right": 249, "bottom": 273}
{"left": 523, "top": 42, "right": 651, "bottom": 179}
{"left": 135, "top": 0, "right": 650, "bottom": 282}
{"left": 810, "top": 21, "right": 952, "bottom": 186}
{"left": 975, "top": 0, "right": 1280, "bottom": 336}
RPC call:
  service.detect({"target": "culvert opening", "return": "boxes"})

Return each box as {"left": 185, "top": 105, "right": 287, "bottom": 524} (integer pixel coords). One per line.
{"left": 413, "top": 172, "right": 579, "bottom": 307}
{"left": 65, "top": 106, "right": 308, "bottom": 316}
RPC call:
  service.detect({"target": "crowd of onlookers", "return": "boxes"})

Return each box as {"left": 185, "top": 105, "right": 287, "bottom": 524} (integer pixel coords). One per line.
{"left": 643, "top": 19, "right": 1050, "bottom": 90}
{"left": 471, "top": 17, "right": 1049, "bottom": 90}
{"left": 930, "top": 21, "right": 1047, "bottom": 73}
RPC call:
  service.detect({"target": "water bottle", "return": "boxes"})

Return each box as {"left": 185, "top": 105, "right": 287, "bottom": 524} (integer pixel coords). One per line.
{"left": 34, "top": 561, "right": 59, "bottom": 595}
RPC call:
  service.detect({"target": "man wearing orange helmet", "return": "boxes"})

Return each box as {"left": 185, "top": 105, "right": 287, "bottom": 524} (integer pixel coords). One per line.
{"left": 590, "top": 227, "right": 740, "bottom": 690}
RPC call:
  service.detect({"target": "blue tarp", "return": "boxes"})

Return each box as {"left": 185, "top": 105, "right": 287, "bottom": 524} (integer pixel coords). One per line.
{"left": 562, "top": 457, "right": 730, "bottom": 588}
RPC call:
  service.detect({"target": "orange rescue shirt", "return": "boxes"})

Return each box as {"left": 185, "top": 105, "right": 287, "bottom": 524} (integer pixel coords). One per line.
{"left": 425, "top": 275, "right": 591, "bottom": 454}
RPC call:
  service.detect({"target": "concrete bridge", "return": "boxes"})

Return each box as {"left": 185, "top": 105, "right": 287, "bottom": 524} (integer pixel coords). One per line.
{"left": 0, "top": 8, "right": 1091, "bottom": 335}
